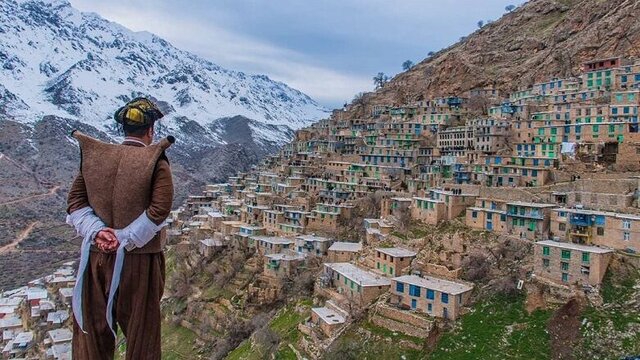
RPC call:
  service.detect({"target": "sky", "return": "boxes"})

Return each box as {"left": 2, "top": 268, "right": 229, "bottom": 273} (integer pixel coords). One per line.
{"left": 70, "top": 0, "right": 525, "bottom": 109}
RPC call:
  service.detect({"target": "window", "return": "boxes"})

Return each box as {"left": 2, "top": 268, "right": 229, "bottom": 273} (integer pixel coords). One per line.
{"left": 562, "top": 273, "right": 569, "bottom": 283}
{"left": 624, "top": 232, "right": 630, "bottom": 241}
{"left": 559, "top": 223, "right": 566, "bottom": 231}
{"left": 543, "top": 258, "right": 550, "bottom": 268}
{"left": 376, "top": 262, "right": 380, "bottom": 269}
{"left": 582, "top": 252, "right": 590, "bottom": 263}
{"left": 409, "top": 285, "right": 421, "bottom": 297}
{"left": 623, "top": 220, "right": 631, "bottom": 229}
{"left": 542, "top": 246, "right": 550, "bottom": 256}
{"left": 472, "top": 211, "right": 478, "bottom": 219}
{"left": 396, "top": 282, "right": 405, "bottom": 293}
{"left": 561, "top": 250, "right": 571, "bottom": 259}
{"left": 561, "top": 262, "right": 569, "bottom": 271}
{"left": 426, "top": 289, "right": 435, "bottom": 300}
{"left": 597, "top": 227, "right": 604, "bottom": 236}
{"left": 441, "top": 293, "right": 449, "bottom": 304}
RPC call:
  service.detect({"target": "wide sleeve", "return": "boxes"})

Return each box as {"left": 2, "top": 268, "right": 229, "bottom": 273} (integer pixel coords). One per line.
{"left": 145, "top": 157, "right": 174, "bottom": 225}
{"left": 67, "top": 171, "right": 90, "bottom": 214}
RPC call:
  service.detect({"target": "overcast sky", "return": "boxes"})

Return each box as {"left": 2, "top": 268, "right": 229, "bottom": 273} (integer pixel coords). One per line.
{"left": 70, "top": 0, "right": 524, "bottom": 109}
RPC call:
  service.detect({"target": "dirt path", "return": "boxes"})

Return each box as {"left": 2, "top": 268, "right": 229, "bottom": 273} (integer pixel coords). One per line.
{"left": 0, "top": 221, "right": 38, "bottom": 254}
{"left": 0, "top": 185, "right": 61, "bottom": 207}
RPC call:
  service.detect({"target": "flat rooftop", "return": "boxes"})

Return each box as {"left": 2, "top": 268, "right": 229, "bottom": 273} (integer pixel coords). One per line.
{"left": 325, "top": 263, "right": 391, "bottom": 287}
{"left": 393, "top": 275, "right": 473, "bottom": 295}
{"left": 536, "top": 240, "right": 614, "bottom": 254}
{"left": 48, "top": 328, "right": 72, "bottom": 343}
{"left": 200, "top": 238, "right": 224, "bottom": 247}
{"left": 506, "top": 201, "right": 556, "bottom": 208}
{"left": 251, "top": 236, "right": 295, "bottom": 245}
{"left": 376, "top": 247, "right": 417, "bottom": 258}
{"left": 553, "top": 207, "right": 640, "bottom": 221}
{"left": 328, "top": 242, "right": 362, "bottom": 252}
{"left": 312, "top": 307, "right": 346, "bottom": 325}
{"left": 296, "top": 235, "right": 333, "bottom": 243}
{"left": 266, "top": 253, "right": 306, "bottom": 261}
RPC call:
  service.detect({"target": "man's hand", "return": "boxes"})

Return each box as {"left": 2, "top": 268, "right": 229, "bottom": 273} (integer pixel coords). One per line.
{"left": 95, "top": 228, "right": 119, "bottom": 252}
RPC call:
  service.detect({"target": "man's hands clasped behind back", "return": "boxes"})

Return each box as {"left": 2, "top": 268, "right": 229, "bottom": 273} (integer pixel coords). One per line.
{"left": 95, "top": 228, "right": 119, "bottom": 252}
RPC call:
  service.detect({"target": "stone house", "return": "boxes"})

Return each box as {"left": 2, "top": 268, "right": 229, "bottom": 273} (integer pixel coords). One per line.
{"left": 295, "top": 235, "right": 334, "bottom": 257}
{"left": 322, "top": 263, "right": 391, "bottom": 306}
{"left": 533, "top": 240, "right": 613, "bottom": 286}
{"left": 390, "top": 274, "right": 473, "bottom": 321}
{"left": 263, "top": 253, "right": 306, "bottom": 279}
{"left": 327, "top": 242, "right": 363, "bottom": 263}
{"left": 549, "top": 208, "right": 640, "bottom": 252}
{"left": 252, "top": 236, "right": 295, "bottom": 255}
{"left": 374, "top": 247, "right": 417, "bottom": 277}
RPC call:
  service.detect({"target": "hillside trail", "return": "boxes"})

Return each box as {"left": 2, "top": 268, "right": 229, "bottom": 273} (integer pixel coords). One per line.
{"left": 0, "top": 185, "right": 61, "bottom": 207}
{"left": 0, "top": 221, "right": 38, "bottom": 254}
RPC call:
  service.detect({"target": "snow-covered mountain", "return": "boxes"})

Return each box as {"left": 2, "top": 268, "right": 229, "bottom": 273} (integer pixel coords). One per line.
{"left": 0, "top": 0, "right": 328, "bottom": 144}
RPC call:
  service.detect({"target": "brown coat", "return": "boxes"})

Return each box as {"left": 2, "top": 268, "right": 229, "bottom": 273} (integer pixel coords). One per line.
{"left": 67, "top": 133, "right": 174, "bottom": 253}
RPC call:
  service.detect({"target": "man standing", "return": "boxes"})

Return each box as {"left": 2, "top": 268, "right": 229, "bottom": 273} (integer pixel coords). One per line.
{"left": 66, "top": 97, "right": 174, "bottom": 359}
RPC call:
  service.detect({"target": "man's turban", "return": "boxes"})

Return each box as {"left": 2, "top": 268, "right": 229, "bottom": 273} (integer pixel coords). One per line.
{"left": 114, "top": 97, "right": 164, "bottom": 127}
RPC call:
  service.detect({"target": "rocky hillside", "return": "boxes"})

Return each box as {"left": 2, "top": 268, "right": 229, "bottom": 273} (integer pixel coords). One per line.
{"left": 355, "top": 0, "right": 640, "bottom": 108}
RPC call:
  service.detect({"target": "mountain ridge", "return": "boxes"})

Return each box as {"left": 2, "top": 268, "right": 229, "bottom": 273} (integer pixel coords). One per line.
{"left": 0, "top": 0, "right": 328, "bottom": 131}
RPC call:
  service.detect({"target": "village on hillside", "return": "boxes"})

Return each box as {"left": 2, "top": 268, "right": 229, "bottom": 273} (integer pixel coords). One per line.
{"left": 167, "top": 56, "right": 640, "bottom": 356}
{"left": 3, "top": 57, "right": 640, "bottom": 359}
{"left": 0, "top": 263, "right": 75, "bottom": 359}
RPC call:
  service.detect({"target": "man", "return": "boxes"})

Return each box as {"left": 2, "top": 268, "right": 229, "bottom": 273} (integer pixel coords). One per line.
{"left": 66, "top": 97, "right": 174, "bottom": 360}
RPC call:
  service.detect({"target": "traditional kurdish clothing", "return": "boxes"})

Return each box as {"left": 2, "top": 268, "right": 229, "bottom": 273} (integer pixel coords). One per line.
{"left": 67, "top": 124, "right": 174, "bottom": 359}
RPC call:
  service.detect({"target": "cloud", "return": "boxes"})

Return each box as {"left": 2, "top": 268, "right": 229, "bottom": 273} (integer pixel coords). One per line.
{"left": 70, "top": 0, "right": 369, "bottom": 108}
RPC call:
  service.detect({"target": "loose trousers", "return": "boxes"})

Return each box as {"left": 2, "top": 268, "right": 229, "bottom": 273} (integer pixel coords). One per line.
{"left": 72, "top": 251, "right": 165, "bottom": 360}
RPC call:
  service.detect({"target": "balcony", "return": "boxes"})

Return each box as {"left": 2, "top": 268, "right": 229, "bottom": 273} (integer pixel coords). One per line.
{"left": 569, "top": 214, "right": 594, "bottom": 227}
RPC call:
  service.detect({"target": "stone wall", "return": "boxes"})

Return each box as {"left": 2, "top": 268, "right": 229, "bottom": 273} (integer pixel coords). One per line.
{"left": 424, "top": 263, "right": 461, "bottom": 279}
{"left": 374, "top": 304, "right": 433, "bottom": 331}
{"left": 369, "top": 305, "right": 433, "bottom": 339}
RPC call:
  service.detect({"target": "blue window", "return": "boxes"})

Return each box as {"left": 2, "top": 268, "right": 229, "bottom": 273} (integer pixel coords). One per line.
{"left": 426, "top": 289, "right": 435, "bottom": 300}
{"left": 532, "top": 170, "right": 538, "bottom": 177}
{"left": 500, "top": 214, "right": 506, "bottom": 222}
{"left": 396, "top": 282, "right": 405, "bottom": 293}
{"left": 533, "top": 159, "right": 539, "bottom": 166}
{"left": 409, "top": 285, "right": 421, "bottom": 297}
{"left": 472, "top": 211, "right": 478, "bottom": 219}
{"left": 427, "top": 303, "right": 432, "bottom": 312}
{"left": 442, "top": 293, "right": 449, "bottom": 304}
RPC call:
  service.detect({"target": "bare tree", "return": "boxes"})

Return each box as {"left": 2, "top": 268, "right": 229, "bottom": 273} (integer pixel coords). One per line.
{"left": 373, "top": 72, "right": 389, "bottom": 89}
